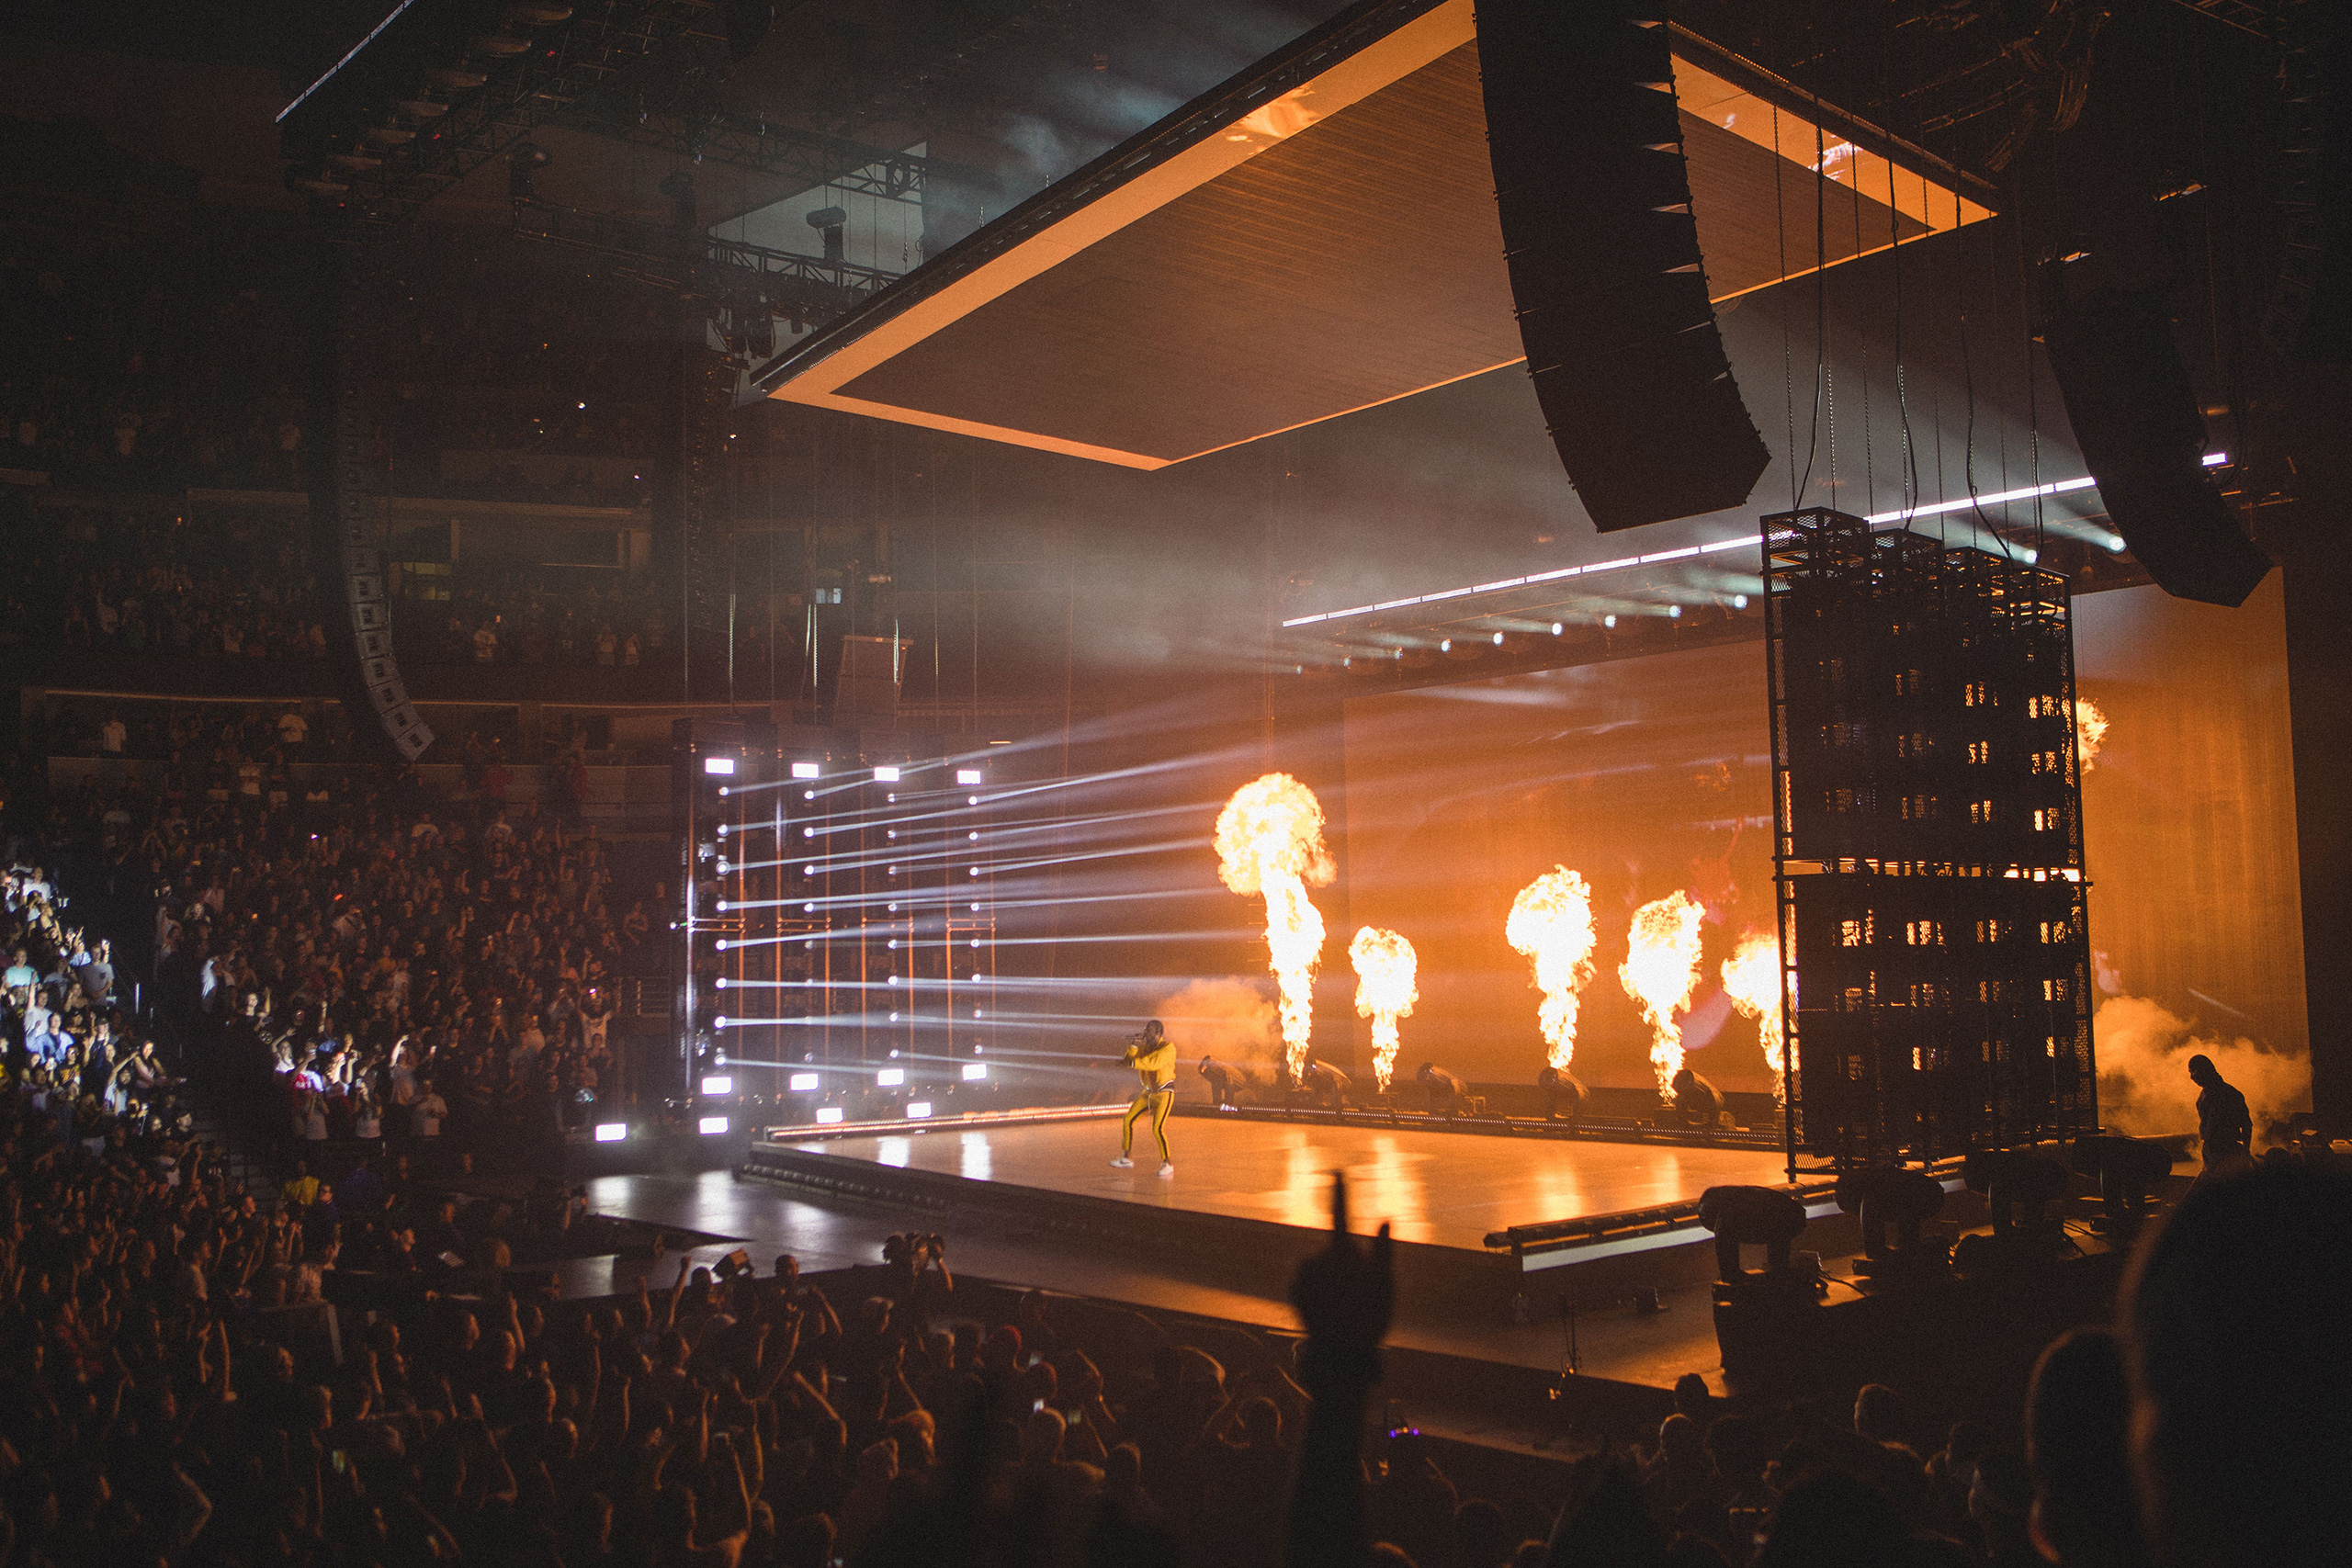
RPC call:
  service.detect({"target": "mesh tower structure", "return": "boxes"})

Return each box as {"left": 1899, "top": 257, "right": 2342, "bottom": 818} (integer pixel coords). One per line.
{"left": 713, "top": 760, "right": 999, "bottom": 1126}
{"left": 1763, "top": 508, "right": 2096, "bottom": 1175}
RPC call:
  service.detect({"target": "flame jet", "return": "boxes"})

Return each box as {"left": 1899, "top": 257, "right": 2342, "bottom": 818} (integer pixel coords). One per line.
{"left": 1620, "top": 890, "right": 1705, "bottom": 1095}
{"left": 1348, "top": 926, "right": 1419, "bottom": 1092}
{"left": 2075, "top": 697, "right": 2109, "bottom": 772}
{"left": 1215, "top": 773, "right": 1334, "bottom": 1085}
{"left": 1721, "top": 929, "right": 1790, "bottom": 1103}
{"left": 1506, "top": 867, "right": 1599, "bottom": 1073}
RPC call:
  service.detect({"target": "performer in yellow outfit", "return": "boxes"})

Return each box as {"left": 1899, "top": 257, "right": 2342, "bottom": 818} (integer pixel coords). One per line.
{"left": 1112, "top": 1019, "right": 1178, "bottom": 1178}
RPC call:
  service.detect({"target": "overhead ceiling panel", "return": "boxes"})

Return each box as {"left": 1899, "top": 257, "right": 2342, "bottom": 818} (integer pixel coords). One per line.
{"left": 756, "top": 0, "right": 1995, "bottom": 470}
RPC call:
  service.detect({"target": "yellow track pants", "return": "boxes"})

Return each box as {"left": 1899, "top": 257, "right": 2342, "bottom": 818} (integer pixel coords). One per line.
{"left": 1122, "top": 1086, "right": 1172, "bottom": 1161}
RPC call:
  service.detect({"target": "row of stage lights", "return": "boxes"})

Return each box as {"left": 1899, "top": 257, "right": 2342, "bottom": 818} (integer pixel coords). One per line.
{"left": 592, "top": 1064, "right": 997, "bottom": 1143}
{"left": 704, "top": 758, "right": 989, "bottom": 785}
{"left": 694, "top": 754, "right": 1001, "bottom": 1082}
{"left": 1331, "top": 600, "right": 1756, "bottom": 667}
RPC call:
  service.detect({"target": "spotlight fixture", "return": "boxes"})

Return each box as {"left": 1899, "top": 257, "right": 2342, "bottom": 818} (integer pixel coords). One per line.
{"left": 1551, "top": 622, "right": 1564, "bottom": 635}
{"left": 1698, "top": 1186, "right": 1809, "bottom": 1282}
{"left": 1491, "top": 632, "right": 1504, "bottom": 645}
{"left": 1668, "top": 604, "right": 1683, "bottom": 619}
{"left": 1603, "top": 615, "right": 1618, "bottom": 628}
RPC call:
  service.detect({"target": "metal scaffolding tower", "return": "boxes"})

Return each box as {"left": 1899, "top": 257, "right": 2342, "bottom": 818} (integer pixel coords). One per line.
{"left": 1763, "top": 508, "right": 2097, "bottom": 1174}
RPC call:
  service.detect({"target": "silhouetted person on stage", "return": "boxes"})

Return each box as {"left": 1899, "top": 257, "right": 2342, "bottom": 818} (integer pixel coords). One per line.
{"left": 1301, "top": 1058, "right": 1350, "bottom": 1111}
{"left": 1200, "top": 1055, "right": 1246, "bottom": 1110}
{"left": 2188, "top": 1054, "right": 2252, "bottom": 1174}
{"left": 1418, "top": 1062, "right": 1468, "bottom": 1115}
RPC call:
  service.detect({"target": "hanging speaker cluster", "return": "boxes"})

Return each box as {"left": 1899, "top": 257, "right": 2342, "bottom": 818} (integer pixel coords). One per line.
{"left": 2265, "top": 0, "right": 2350, "bottom": 363}
{"left": 2043, "top": 286, "right": 2273, "bottom": 609}
{"left": 1477, "top": 0, "right": 1770, "bottom": 532}
{"left": 322, "top": 262, "right": 434, "bottom": 761}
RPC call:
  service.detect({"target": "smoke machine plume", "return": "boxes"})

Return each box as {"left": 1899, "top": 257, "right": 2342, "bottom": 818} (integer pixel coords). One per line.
{"left": 1506, "top": 866, "right": 1599, "bottom": 1073}
{"left": 1720, "top": 929, "right": 1789, "bottom": 1103}
{"left": 1621, "top": 890, "right": 1706, "bottom": 1095}
{"left": 1348, "top": 926, "right": 1419, "bottom": 1092}
{"left": 1215, "top": 773, "right": 1334, "bottom": 1085}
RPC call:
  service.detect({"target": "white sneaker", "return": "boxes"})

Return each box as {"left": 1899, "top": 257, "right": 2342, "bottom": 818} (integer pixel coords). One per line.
{"left": 1109, "top": 1156, "right": 1133, "bottom": 1169}
{"left": 1158, "top": 1161, "right": 1175, "bottom": 1179}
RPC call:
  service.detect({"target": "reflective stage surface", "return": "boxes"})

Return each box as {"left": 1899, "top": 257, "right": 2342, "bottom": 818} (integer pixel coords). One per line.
{"left": 551, "top": 1120, "right": 1770, "bottom": 1401}
{"left": 776, "top": 1114, "right": 1790, "bottom": 1252}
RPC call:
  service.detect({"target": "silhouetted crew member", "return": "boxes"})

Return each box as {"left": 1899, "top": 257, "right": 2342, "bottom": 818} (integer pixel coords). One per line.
{"left": 1670, "top": 1067, "right": 1725, "bottom": 1129}
{"left": 1302, "top": 1058, "right": 1350, "bottom": 1110}
{"left": 1536, "top": 1066, "right": 1588, "bottom": 1122}
{"left": 1199, "top": 1055, "right": 1246, "bottom": 1110}
{"left": 1418, "top": 1062, "right": 1468, "bottom": 1115}
{"left": 2188, "top": 1054, "right": 2253, "bottom": 1170}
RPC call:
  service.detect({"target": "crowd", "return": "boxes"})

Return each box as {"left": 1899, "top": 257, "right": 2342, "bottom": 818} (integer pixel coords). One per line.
{"left": 5, "top": 803, "right": 2349, "bottom": 1568}
{"left": 34, "top": 699, "right": 360, "bottom": 774}
{"left": 22, "top": 755, "right": 667, "bottom": 1171}
{"left": 0, "top": 494, "right": 682, "bottom": 677}
{"left": 0, "top": 231, "right": 310, "bottom": 490}
{"left": 0, "top": 502, "right": 333, "bottom": 666}
{"left": 2, "top": 861, "right": 194, "bottom": 1181}
{"left": 1, "top": 229, "right": 665, "bottom": 502}
{"left": 393, "top": 570, "right": 676, "bottom": 672}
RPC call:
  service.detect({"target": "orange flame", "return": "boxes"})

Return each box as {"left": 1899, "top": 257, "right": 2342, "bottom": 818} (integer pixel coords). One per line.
{"left": 1721, "top": 929, "right": 1790, "bottom": 1104}
{"left": 1348, "top": 926, "right": 1419, "bottom": 1092}
{"left": 1506, "top": 867, "right": 1598, "bottom": 1072}
{"left": 2075, "top": 697, "right": 2109, "bottom": 772}
{"left": 1215, "top": 773, "right": 1334, "bottom": 1084}
{"left": 1620, "top": 891, "right": 1705, "bottom": 1095}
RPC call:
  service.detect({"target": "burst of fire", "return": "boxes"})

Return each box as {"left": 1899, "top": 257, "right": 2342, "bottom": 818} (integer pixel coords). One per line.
{"left": 1620, "top": 890, "right": 1705, "bottom": 1095}
{"left": 2075, "top": 697, "right": 2109, "bottom": 772}
{"left": 1215, "top": 773, "right": 1334, "bottom": 1085}
{"left": 1721, "top": 929, "right": 1790, "bottom": 1104}
{"left": 1348, "top": 926, "right": 1419, "bottom": 1092}
{"left": 1506, "top": 867, "right": 1599, "bottom": 1072}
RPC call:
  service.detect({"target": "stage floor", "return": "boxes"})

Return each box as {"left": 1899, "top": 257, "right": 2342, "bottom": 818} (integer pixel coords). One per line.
{"left": 773, "top": 1114, "right": 1791, "bottom": 1253}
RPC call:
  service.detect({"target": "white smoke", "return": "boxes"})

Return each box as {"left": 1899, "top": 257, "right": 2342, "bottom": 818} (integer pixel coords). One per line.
{"left": 1151, "top": 976, "right": 1281, "bottom": 1085}
{"left": 2093, "top": 995, "right": 2311, "bottom": 1150}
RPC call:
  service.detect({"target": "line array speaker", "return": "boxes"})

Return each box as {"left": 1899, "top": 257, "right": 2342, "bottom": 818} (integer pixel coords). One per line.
{"left": 316, "top": 248, "right": 434, "bottom": 760}
{"left": 2266, "top": 0, "right": 2351, "bottom": 363}
{"left": 1477, "top": 0, "right": 1770, "bottom": 532}
{"left": 2043, "top": 285, "right": 2273, "bottom": 608}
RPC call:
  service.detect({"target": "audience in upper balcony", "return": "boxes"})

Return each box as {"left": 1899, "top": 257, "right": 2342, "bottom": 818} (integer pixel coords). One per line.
{"left": 2, "top": 229, "right": 662, "bottom": 503}
{"left": 0, "top": 499, "right": 705, "bottom": 676}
